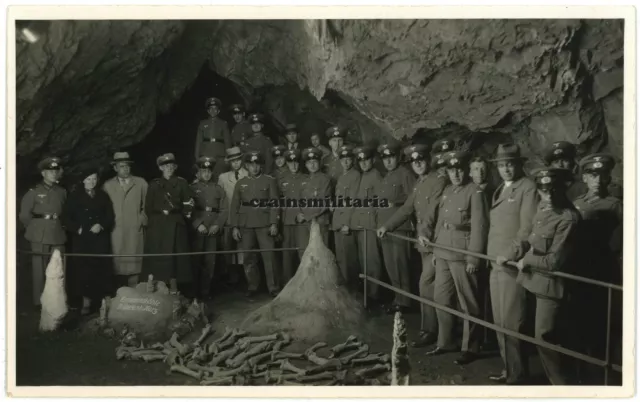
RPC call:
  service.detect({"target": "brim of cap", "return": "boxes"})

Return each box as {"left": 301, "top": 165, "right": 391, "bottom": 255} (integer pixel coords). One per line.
{"left": 489, "top": 156, "right": 528, "bottom": 162}
{"left": 157, "top": 160, "right": 177, "bottom": 166}
{"left": 110, "top": 159, "right": 134, "bottom": 165}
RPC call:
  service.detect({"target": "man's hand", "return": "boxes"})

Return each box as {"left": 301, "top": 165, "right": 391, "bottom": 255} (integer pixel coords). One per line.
{"left": 197, "top": 224, "right": 207, "bottom": 234}
{"left": 376, "top": 227, "right": 387, "bottom": 239}
{"left": 90, "top": 224, "right": 102, "bottom": 234}
{"left": 185, "top": 198, "right": 195, "bottom": 207}
{"left": 78, "top": 227, "right": 83, "bottom": 235}
{"left": 232, "top": 227, "right": 242, "bottom": 241}
{"left": 296, "top": 213, "right": 305, "bottom": 223}
{"left": 418, "top": 236, "right": 430, "bottom": 248}
{"left": 515, "top": 259, "right": 525, "bottom": 272}
{"left": 340, "top": 225, "right": 350, "bottom": 235}
{"left": 466, "top": 263, "right": 477, "bottom": 274}
{"left": 208, "top": 225, "right": 220, "bottom": 236}
{"left": 269, "top": 224, "right": 278, "bottom": 237}
{"left": 496, "top": 256, "right": 508, "bottom": 267}
{"left": 432, "top": 254, "right": 437, "bottom": 267}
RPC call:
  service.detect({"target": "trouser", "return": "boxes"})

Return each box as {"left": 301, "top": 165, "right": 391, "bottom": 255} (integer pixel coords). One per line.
{"left": 490, "top": 265, "right": 529, "bottom": 381}
{"left": 212, "top": 160, "right": 228, "bottom": 183}
{"left": 355, "top": 229, "right": 383, "bottom": 300}
{"left": 434, "top": 258, "right": 481, "bottom": 353}
{"left": 334, "top": 230, "right": 359, "bottom": 289}
{"left": 380, "top": 230, "right": 412, "bottom": 307}
{"left": 192, "top": 232, "right": 218, "bottom": 297}
{"left": 535, "top": 296, "right": 572, "bottom": 385}
{"left": 297, "top": 223, "right": 330, "bottom": 251}
{"left": 240, "top": 227, "right": 279, "bottom": 293}
{"left": 281, "top": 225, "right": 304, "bottom": 284}
{"left": 116, "top": 274, "right": 140, "bottom": 288}
{"left": 478, "top": 261, "right": 496, "bottom": 345}
{"left": 222, "top": 227, "right": 241, "bottom": 284}
{"left": 30, "top": 243, "right": 65, "bottom": 307}
{"left": 419, "top": 252, "right": 438, "bottom": 334}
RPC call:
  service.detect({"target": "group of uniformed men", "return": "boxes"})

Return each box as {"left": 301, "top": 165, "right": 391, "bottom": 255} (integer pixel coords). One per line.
{"left": 20, "top": 96, "right": 622, "bottom": 386}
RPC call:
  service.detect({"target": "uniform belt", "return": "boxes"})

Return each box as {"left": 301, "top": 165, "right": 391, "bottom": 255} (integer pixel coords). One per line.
{"left": 197, "top": 207, "right": 220, "bottom": 213}
{"left": 32, "top": 213, "right": 59, "bottom": 220}
{"left": 442, "top": 222, "right": 470, "bottom": 232}
{"left": 206, "top": 138, "right": 220, "bottom": 143}
{"left": 532, "top": 248, "right": 546, "bottom": 256}
{"left": 160, "top": 210, "right": 181, "bottom": 216}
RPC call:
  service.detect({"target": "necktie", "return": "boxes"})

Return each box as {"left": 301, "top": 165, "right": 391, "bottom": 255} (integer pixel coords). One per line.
{"left": 235, "top": 171, "right": 239, "bottom": 180}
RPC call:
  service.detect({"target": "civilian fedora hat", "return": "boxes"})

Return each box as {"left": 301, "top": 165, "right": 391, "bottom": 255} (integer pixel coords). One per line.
{"left": 111, "top": 151, "right": 134, "bottom": 165}
{"left": 489, "top": 143, "right": 527, "bottom": 162}
{"left": 224, "top": 147, "right": 244, "bottom": 162}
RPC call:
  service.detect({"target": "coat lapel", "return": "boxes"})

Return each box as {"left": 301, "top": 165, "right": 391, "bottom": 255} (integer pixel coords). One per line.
{"left": 492, "top": 177, "right": 524, "bottom": 208}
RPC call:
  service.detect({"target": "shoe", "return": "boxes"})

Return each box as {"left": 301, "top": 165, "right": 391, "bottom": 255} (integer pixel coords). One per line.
{"left": 454, "top": 352, "right": 477, "bottom": 365}
{"left": 488, "top": 372, "right": 507, "bottom": 383}
{"left": 425, "top": 347, "right": 456, "bottom": 357}
{"left": 411, "top": 331, "right": 437, "bottom": 348}
{"left": 384, "top": 304, "right": 400, "bottom": 314}
{"left": 269, "top": 290, "right": 279, "bottom": 298}
{"left": 245, "top": 290, "right": 257, "bottom": 298}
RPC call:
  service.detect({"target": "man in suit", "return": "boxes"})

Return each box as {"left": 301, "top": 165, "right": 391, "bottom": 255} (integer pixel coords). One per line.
{"left": 423, "top": 151, "right": 489, "bottom": 366}
{"left": 511, "top": 167, "right": 580, "bottom": 385}
{"left": 284, "top": 124, "right": 301, "bottom": 152}
{"left": 19, "top": 157, "right": 67, "bottom": 308}
{"left": 229, "top": 150, "right": 280, "bottom": 297}
{"left": 311, "top": 132, "right": 332, "bottom": 160}
{"left": 194, "top": 97, "right": 232, "bottom": 181}
{"left": 218, "top": 147, "right": 248, "bottom": 286}
{"left": 489, "top": 143, "right": 539, "bottom": 384}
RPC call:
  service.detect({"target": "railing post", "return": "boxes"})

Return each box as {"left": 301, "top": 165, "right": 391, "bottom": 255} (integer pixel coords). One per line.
{"left": 604, "top": 287, "right": 612, "bottom": 385}
{"left": 363, "top": 229, "right": 368, "bottom": 308}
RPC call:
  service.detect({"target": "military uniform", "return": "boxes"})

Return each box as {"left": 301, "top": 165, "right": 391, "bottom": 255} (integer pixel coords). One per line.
{"left": 19, "top": 157, "right": 67, "bottom": 307}
{"left": 298, "top": 147, "right": 333, "bottom": 248}
{"left": 487, "top": 144, "right": 539, "bottom": 383}
{"left": 332, "top": 145, "right": 361, "bottom": 289}
{"left": 229, "top": 151, "right": 280, "bottom": 294}
{"left": 190, "top": 156, "right": 228, "bottom": 298}
{"left": 323, "top": 126, "right": 345, "bottom": 184}
{"left": 572, "top": 154, "right": 623, "bottom": 372}
{"left": 279, "top": 150, "right": 308, "bottom": 282}
{"left": 383, "top": 145, "right": 448, "bottom": 336}
{"left": 244, "top": 114, "right": 275, "bottom": 175}
{"left": 515, "top": 167, "right": 580, "bottom": 385}
{"left": 272, "top": 145, "right": 289, "bottom": 184}
{"left": 230, "top": 104, "right": 253, "bottom": 148}
{"left": 376, "top": 144, "right": 416, "bottom": 308}
{"left": 142, "top": 154, "right": 195, "bottom": 288}
{"left": 429, "top": 152, "right": 489, "bottom": 357}
{"left": 194, "top": 98, "right": 232, "bottom": 181}
{"left": 350, "top": 146, "right": 384, "bottom": 301}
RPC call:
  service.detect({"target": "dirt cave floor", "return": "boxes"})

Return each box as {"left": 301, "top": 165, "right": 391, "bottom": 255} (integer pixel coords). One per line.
{"left": 15, "top": 287, "right": 557, "bottom": 386}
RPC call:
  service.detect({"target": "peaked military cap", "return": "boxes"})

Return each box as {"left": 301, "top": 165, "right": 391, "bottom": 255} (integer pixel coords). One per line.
{"left": 271, "top": 145, "right": 287, "bottom": 157}
{"left": 378, "top": 143, "right": 401, "bottom": 157}
{"left": 205, "top": 97, "right": 222, "bottom": 108}
{"left": 445, "top": 151, "right": 470, "bottom": 168}
{"left": 353, "top": 146, "right": 375, "bottom": 161}
{"left": 579, "top": 153, "right": 616, "bottom": 174}
{"left": 431, "top": 152, "right": 447, "bottom": 169}
{"left": 432, "top": 139, "right": 455, "bottom": 154}
{"left": 230, "top": 104, "right": 245, "bottom": 113}
{"left": 249, "top": 113, "right": 264, "bottom": 124}
{"left": 338, "top": 144, "right": 356, "bottom": 159}
{"left": 284, "top": 149, "right": 301, "bottom": 162}
{"left": 285, "top": 123, "right": 298, "bottom": 133}
{"left": 302, "top": 147, "right": 322, "bottom": 161}
{"left": 531, "top": 167, "right": 571, "bottom": 190}
{"left": 38, "top": 157, "right": 62, "bottom": 171}
{"left": 544, "top": 141, "right": 577, "bottom": 164}
{"left": 156, "top": 153, "right": 176, "bottom": 166}
{"left": 196, "top": 156, "right": 215, "bottom": 169}
{"left": 325, "top": 126, "right": 345, "bottom": 139}
{"left": 404, "top": 144, "right": 429, "bottom": 162}
{"left": 244, "top": 150, "right": 264, "bottom": 164}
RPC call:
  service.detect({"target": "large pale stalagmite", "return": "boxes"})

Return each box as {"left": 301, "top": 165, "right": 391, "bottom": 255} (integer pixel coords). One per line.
{"left": 39, "top": 249, "right": 68, "bottom": 331}
{"left": 241, "top": 220, "right": 369, "bottom": 343}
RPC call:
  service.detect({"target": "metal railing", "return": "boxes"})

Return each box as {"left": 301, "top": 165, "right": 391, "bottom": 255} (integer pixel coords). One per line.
{"left": 359, "top": 228, "right": 623, "bottom": 385}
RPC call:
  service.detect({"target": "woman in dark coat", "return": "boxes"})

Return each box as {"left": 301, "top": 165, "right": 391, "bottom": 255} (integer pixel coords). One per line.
{"left": 63, "top": 169, "right": 115, "bottom": 314}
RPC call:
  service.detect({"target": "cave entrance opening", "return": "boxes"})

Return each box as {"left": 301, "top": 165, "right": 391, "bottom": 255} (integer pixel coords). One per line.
{"left": 124, "top": 64, "right": 246, "bottom": 182}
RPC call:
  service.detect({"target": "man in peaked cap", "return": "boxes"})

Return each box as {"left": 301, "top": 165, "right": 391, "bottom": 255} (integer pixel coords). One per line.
{"left": 244, "top": 113, "right": 275, "bottom": 175}
{"left": 229, "top": 150, "right": 281, "bottom": 297}
{"left": 142, "top": 153, "right": 195, "bottom": 295}
{"left": 102, "top": 151, "right": 148, "bottom": 288}
{"left": 572, "top": 153, "right": 623, "bottom": 382}
{"left": 332, "top": 144, "right": 361, "bottom": 291}
{"left": 323, "top": 126, "right": 346, "bottom": 183}
{"left": 230, "top": 104, "right": 253, "bottom": 149}
{"left": 19, "top": 156, "right": 67, "bottom": 308}
{"left": 272, "top": 145, "right": 289, "bottom": 183}
{"left": 378, "top": 143, "right": 449, "bottom": 346}
{"left": 195, "top": 97, "right": 232, "bottom": 182}
{"left": 297, "top": 147, "right": 333, "bottom": 247}
{"left": 509, "top": 167, "right": 580, "bottom": 385}
{"left": 423, "top": 151, "right": 489, "bottom": 366}
{"left": 278, "top": 149, "right": 308, "bottom": 284}
{"left": 218, "top": 147, "right": 249, "bottom": 286}
{"left": 431, "top": 138, "right": 456, "bottom": 155}
{"left": 374, "top": 143, "right": 416, "bottom": 313}
{"left": 284, "top": 123, "right": 301, "bottom": 152}
{"left": 190, "top": 156, "right": 228, "bottom": 300}
{"left": 543, "top": 141, "right": 588, "bottom": 201}
{"left": 349, "top": 145, "right": 385, "bottom": 308}
{"left": 488, "top": 143, "right": 539, "bottom": 384}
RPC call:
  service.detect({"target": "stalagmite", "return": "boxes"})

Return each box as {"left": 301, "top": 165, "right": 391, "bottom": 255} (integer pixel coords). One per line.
{"left": 241, "top": 219, "right": 370, "bottom": 343}
{"left": 390, "top": 311, "right": 410, "bottom": 385}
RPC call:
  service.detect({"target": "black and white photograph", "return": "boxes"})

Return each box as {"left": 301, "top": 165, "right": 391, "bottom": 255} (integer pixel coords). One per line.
{"left": 3, "top": 4, "right": 636, "bottom": 399}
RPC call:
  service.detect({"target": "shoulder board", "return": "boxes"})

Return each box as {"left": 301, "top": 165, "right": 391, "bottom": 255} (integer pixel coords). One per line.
{"left": 264, "top": 174, "right": 275, "bottom": 179}
{"left": 176, "top": 177, "right": 187, "bottom": 182}
{"left": 152, "top": 178, "right": 162, "bottom": 183}
{"left": 563, "top": 208, "right": 581, "bottom": 223}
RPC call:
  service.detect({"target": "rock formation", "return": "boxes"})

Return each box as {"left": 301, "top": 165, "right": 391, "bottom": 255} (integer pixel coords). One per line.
{"left": 15, "top": 19, "right": 624, "bottom": 185}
